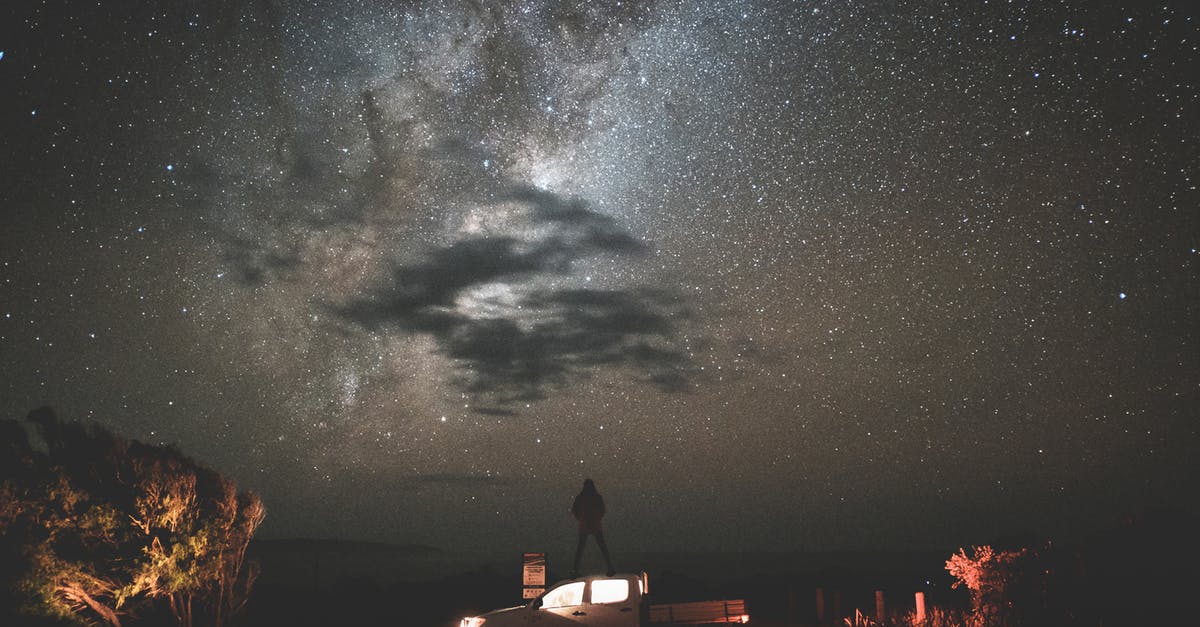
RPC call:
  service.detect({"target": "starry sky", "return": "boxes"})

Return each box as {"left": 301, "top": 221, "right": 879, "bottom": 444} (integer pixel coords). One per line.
{"left": 1, "top": 0, "right": 1196, "bottom": 553}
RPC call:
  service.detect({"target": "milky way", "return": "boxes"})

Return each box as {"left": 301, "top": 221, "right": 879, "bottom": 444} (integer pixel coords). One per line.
{"left": 1, "top": 1, "right": 1196, "bottom": 552}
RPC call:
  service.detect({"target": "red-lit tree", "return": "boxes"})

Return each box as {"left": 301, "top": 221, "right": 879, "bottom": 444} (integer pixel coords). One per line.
{"left": 946, "top": 545, "right": 1041, "bottom": 627}
{"left": 0, "top": 408, "right": 265, "bottom": 627}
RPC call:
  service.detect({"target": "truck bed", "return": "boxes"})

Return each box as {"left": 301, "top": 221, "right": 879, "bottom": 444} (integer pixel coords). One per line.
{"left": 648, "top": 599, "right": 749, "bottom": 624}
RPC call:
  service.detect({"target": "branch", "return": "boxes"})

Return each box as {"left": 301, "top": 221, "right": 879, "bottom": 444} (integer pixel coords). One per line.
{"left": 57, "top": 582, "right": 123, "bottom": 627}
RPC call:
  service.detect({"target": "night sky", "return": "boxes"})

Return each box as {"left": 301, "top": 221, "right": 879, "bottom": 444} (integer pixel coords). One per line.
{"left": 1, "top": 1, "right": 1196, "bottom": 553}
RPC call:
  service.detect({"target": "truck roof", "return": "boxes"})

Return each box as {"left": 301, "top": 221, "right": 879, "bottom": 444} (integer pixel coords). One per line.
{"left": 560, "top": 572, "right": 641, "bottom": 581}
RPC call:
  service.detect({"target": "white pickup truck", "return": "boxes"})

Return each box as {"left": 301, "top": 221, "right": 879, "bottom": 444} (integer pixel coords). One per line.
{"left": 459, "top": 573, "right": 748, "bottom": 627}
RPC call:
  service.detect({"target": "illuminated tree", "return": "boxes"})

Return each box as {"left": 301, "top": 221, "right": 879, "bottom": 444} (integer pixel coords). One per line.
{"left": 0, "top": 408, "right": 265, "bottom": 627}
{"left": 945, "top": 545, "right": 1034, "bottom": 627}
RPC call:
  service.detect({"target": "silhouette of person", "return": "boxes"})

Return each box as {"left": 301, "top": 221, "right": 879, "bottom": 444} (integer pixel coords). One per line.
{"left": 571, "top": 478, "right": 615, "bottom": 577}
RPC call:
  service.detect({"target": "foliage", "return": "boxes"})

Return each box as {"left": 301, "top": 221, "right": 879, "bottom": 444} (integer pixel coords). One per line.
{"left": 0, "top": 408, "right": 265, "bottom": 627}
{"left": 904, "top": 606, "right": 970, "bottom": 627}
{"left": 945, "top": 545, "right": 1040, "bottom": 627}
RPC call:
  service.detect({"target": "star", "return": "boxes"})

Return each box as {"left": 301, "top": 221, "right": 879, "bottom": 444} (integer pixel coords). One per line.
{"left": 0, "top": 0, "right": 1192, "bottom": 555}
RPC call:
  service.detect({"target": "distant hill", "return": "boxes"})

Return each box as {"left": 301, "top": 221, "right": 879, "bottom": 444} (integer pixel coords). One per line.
{"left": 246, "top": 538, "right": 449, "bottom": 589}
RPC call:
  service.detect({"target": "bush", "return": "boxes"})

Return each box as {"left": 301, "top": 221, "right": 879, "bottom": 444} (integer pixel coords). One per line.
{"left": 945, "top": 545, "right": 1046, "bottom": 627}
{"left": 0, "top": 408, "right": 265, "bottom": 627}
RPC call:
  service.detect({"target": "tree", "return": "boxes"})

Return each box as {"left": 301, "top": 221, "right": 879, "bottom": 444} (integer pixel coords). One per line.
{"left": 946, "top": 545, "right": 1043, "bottom": 627}
{"left": 0, "top": 408, "right": 265, "bottom": 627}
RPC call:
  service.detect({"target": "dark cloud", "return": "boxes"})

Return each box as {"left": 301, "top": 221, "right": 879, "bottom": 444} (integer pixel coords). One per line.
{"left": 433, "top": 289, "right": 692, "bottom": 400}
{"left": 440, "top": 287, "right": 693, "bottom": 400}
{"left": 506, "top": 184, "right": 648, "bottom": 254}
{"left": 334, "top": 235, "right": 568, "bottom": 334}
{"left": 333, "top": 189, "right": 694, "bottom": 402}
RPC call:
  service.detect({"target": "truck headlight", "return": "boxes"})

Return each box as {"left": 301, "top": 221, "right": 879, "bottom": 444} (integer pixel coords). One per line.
{"left": 460, "top": 617, "right": 485, "bottom": 627}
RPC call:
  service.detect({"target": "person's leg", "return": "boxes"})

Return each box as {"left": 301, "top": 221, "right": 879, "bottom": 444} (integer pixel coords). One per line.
{"left": 573, "top": 532, "right": 587, "bottom": 576}
{"left": 595, "top": 530, "right": 615, "bottom": 575}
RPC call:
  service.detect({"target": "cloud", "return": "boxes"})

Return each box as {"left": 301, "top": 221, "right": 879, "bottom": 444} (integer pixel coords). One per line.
{"left": 333, "top": 188, "right": 695, "bottom": 402}
{"left": 440, "top": 287, "right": 693, "bottom": 399}
{"left": 505, "top": 184, "right": 647, "bottom": 254}
{"left": 334, "top": 235, "right": 571, "bottom": 334}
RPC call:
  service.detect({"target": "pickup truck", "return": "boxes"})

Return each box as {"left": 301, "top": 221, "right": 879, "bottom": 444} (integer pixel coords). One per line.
{"left": 459, "top": 572, "right": 748, "bottom": 627}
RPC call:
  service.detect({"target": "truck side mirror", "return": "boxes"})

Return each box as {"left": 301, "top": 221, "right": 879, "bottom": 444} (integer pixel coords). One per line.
{"left": 530, "top": 598, "right": 542, "bottom": 610}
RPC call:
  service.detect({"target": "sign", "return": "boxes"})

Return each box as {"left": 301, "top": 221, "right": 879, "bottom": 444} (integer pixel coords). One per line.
{"left": 522, "top": 552, "right": 547, "bottom": 600}
{"left": 523, "top": 552, "right": 546, "bottom": 586}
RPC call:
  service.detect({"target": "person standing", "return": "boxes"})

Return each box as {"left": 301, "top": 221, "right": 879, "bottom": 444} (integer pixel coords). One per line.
{"left": 571, "top": 478, "right": 615, "bottom": 577}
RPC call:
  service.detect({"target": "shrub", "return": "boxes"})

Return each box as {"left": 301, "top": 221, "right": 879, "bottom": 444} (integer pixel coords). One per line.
{"left": 0, "top": 408, "right": 265, "bottom": 627}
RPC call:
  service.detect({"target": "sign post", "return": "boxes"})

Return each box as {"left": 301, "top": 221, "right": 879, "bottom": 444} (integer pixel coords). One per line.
{"left": 522, "top": 552, "right": 547, "bottom": 600}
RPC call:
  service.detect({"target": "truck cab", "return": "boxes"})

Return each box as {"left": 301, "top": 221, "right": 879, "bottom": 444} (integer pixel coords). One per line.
{"left": 460, "top": 573, "right": 748, "bottom": 627}
{"left": 461, "top": 573, "right": 644, "bottom": 627}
